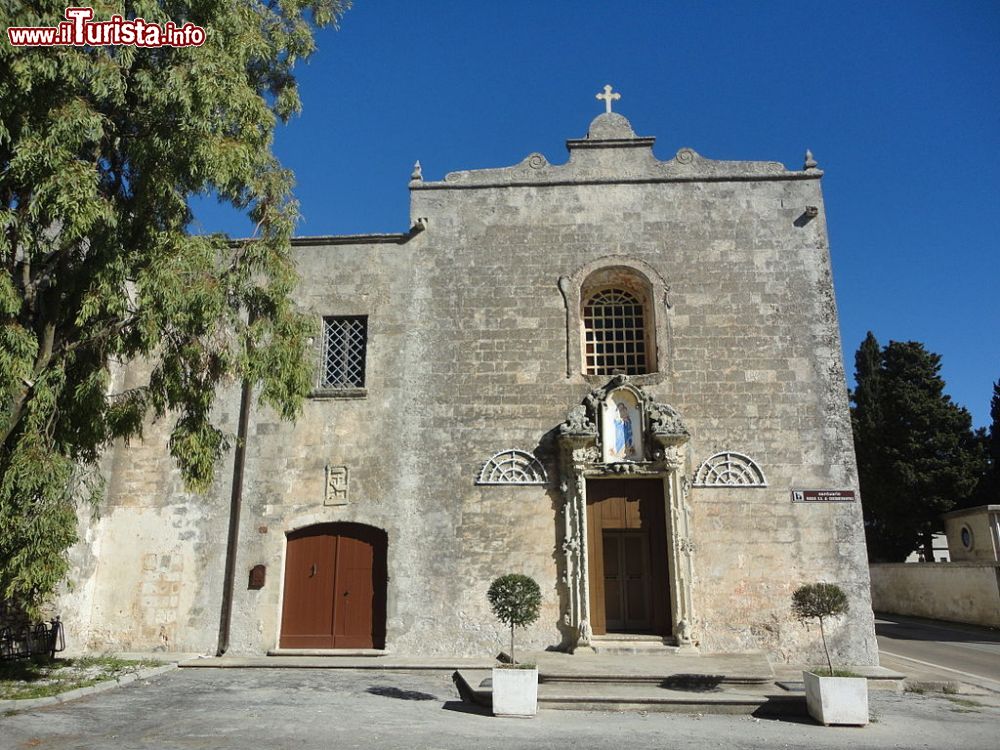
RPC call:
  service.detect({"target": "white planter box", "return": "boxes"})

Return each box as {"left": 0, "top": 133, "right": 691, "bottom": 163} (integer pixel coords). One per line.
{"left": 803, "top": 671, "right": 869, "bottom": 726}
{"left": 491, "top": 667, "right": 538, "bottom": 717}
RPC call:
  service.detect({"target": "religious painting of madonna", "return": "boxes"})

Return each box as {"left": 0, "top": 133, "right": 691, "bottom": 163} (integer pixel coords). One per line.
{"left": 601, "top": 389, "right": 644, "bottom": 463}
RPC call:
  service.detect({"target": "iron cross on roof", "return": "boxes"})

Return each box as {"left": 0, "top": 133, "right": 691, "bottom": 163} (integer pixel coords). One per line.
{"left": 596, "top": 84, "right": 621, "bottom": 114}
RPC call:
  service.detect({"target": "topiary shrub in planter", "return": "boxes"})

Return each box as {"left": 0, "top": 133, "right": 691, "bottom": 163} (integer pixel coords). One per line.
{"left": 487, "top": 573, "right": 542, "bottom": 717}
{"left": 792, "top": 582, "right": 868, "bottom": 726}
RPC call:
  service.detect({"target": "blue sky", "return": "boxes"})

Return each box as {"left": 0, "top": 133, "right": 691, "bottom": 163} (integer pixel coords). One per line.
{"left": 193, "top": 0, "right": 1000, "bottom": 427}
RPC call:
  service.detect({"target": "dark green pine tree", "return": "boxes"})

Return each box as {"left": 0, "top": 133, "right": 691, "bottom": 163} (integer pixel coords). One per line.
{"left": 851, "top": 333, "right": 885, "bottom": 503}
{"left": 969, "top": 379, "right": 1000, "bottom": 506}
{"left": 851, "top": 333, "right": 906, "bottom": 561}
{"left": 851, "top": 336, "right": 984, "bottom": 561}
{"left": 988, "top": 380, "right": 1000, "bottom": 498}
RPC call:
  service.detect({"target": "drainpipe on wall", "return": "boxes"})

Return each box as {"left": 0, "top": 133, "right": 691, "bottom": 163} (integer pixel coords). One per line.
{"left": 216, "top": 376, "right": 254, "bottom": 656}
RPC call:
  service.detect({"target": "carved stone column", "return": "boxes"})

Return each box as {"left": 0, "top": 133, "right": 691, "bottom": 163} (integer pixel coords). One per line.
{"left": 557, "top": 406, "right": 599, "bottom": 649}
{"left": 656, "top": 437, "right": 697, "bottom": 649}
{"left": 649, "top": 397, "right": 697, "bottom": 649}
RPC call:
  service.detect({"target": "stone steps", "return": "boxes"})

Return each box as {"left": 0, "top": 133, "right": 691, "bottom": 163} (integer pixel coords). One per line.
{"left": 539, "top": 686, "right": 805, "bottom": 716}
{"left": 452, "top": 670, "right": 805, "bottom": 716}
{"left": 540, "top": 671, "right": 772, "bottom": 686}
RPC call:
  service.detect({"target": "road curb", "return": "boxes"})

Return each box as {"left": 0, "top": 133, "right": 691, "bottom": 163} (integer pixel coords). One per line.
{"left": 0, "top": 663, "right": 177, "bottom": 715}
{"left": 904, "top": 678, "right": 994, "bottom": 696}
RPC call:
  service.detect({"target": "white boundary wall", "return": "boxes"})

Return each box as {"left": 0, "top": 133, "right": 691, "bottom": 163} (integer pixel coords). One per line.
{"left": 869, "top": 562, "right": 1000, "bottom": 627}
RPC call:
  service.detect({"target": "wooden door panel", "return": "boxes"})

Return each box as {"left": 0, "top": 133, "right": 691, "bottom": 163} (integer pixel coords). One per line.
{"left": 587, "top": 497, "right": 607, "bottom": 635}
{"left": 602, "top": 531, "right": 653, "bottom": 632}
{"left": 332, "top": 533, "right": 376, "bottom": 648}
{"left": 601, "top": 496, "right": 626, "bottom": 527}
{"left": 603, "top": 533, "right": 624, "bottom": 630}
{"left": 623, "top": 533, "right": 651, "bottom": 629}
{"left": 280, "top": 531, "right": 336, "bottom": 648}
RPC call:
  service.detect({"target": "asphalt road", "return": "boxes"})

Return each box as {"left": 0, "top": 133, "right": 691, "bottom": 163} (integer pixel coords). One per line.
{"left": 4, "top": 667, "right": 1000, "bottom": 750}
{"left": 875, "top": 613, "right": 1000, "bottom": 692}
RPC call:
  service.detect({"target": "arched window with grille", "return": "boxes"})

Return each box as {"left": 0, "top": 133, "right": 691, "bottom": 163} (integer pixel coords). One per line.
{"left": 582, "top": 287, "right": 650, "bottom": 376}
{"left": 560, "top": 260, "right": 666, "bottom": 379}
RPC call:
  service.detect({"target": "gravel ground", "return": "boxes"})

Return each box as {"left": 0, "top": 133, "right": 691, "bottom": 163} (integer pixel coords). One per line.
{"left": 2, "top": 667, "right": 999, "bottom": 750}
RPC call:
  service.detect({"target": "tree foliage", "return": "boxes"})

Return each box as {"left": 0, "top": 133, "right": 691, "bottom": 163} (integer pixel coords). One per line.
{"left": 851, "top": 333, "right": 984, "bottom": 562}
{"left": 0, "top": 0, "right": 348, "bottom": 614}
{"left": 969, "top": 379, "right": 1000, "bottom": 506}
{"left": 487, "top": 573, "right": 542, "bottom": 665}
{"left": 792, "top": 583, "right": 849, "bottom": 676}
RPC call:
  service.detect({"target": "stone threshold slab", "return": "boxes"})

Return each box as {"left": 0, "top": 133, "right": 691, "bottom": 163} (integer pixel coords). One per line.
{"left": 267, "top": 648, "right": 389, "bottom": 657}
{"left": 180, "top": 655, "right": 495, "bottom": 670}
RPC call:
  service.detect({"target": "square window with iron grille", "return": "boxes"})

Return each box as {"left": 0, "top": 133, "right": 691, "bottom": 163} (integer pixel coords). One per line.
{"left": 320, "top": 316, "right": 367, "bottom": 389}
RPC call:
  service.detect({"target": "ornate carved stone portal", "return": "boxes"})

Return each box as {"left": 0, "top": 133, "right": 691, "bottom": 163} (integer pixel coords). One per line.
{"left": 557, "top": 375, "right": 696, "bottom": 651}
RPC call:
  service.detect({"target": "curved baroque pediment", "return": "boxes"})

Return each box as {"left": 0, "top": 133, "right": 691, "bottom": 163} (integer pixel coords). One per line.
{"left": 558, "top": 375, "right": 689, "bottom": 465}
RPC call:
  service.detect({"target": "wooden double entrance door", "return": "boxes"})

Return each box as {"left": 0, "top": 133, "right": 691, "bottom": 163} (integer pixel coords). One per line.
{"left": 587, "top": 479, "right": 671, "bottom": 635}
{"left": 279, "top": 524, "right": 387, "bottom": 649}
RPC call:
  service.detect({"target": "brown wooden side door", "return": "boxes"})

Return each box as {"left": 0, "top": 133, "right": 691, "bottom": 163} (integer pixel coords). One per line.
{"left": 280, "top": 525, "right": 386, "bottom": 649}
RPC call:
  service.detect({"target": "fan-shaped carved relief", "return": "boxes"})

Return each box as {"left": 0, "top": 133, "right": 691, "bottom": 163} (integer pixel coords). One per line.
{"left": 477, "top": 449, "right": 548, "bottom": 486}
{"left": 692, "top": 452, "right": 767, "bottom": 487}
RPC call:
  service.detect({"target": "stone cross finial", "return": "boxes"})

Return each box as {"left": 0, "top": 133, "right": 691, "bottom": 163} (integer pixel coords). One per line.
{"left": 596, "top": 84, "right": 621, "bottom": 114}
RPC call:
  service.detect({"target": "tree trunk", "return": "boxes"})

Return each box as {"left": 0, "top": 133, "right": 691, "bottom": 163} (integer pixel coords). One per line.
{"left": 819, "top": 616, "right": 833, "bottom": 676}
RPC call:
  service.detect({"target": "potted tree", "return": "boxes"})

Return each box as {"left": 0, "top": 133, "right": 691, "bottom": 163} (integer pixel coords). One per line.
{"left": 487, "top": 573, "right": 542, "bottom": 717}
{"left": 792, "top": 582, "right": 868, "bottom": 726}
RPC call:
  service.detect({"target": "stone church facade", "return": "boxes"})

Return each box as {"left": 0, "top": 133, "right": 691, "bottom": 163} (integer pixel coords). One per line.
{"left": 59, "top": 104, "right": 879, "bottom": 666}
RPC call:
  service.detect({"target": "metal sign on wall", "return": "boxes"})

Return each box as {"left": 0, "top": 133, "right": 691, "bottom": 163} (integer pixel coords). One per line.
{"left": 791, "top": 489, "right": 856, "bottom": 503}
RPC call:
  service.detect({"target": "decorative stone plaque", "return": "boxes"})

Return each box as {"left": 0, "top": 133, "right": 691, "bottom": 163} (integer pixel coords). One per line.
{"left": 791, "top": 489, "right": 855, "bottom": 503}
{"left": 325, "top": 465, "right": 349, "bottom": 506}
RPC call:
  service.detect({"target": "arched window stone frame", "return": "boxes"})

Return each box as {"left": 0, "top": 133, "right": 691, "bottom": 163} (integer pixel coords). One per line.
{"left": 558, "top": 257, "right": 672, "bottom": 383}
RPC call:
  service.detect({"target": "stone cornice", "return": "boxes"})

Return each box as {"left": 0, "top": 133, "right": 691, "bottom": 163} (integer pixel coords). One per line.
{"left": 290, "top": 233, "right": 411, "bottom": 247}
{"left": 412, "top": 148, "right": 821, "bottom": 190}
{"left": 225, "top": 224, "right": 425, "bottom": 250}
{"left": 411, "top": 113, "right": 821, "bottom": 191}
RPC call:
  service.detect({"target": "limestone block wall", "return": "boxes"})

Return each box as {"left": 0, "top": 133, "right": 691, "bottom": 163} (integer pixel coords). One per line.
{"left": 870, "top": 562, "right": 1000, "bottom": 627}
{"left": 58, "top": 359, "right": 240, "bottom": 654}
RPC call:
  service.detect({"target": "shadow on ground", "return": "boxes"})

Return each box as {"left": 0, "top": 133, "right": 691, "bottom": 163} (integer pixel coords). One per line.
{"left": 366, "top": 685, "right": 438, "bottom": 701}
{"left": 659, "top": 674, "right": 725, "bottom": 692}
{"left": 441, "top": 700, "right": 493, "bottom": 716}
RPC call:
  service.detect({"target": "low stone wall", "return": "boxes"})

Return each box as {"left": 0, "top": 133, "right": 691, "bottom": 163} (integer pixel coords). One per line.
{"left": 869, "top": 562, "right": 1000, "bottom": 627}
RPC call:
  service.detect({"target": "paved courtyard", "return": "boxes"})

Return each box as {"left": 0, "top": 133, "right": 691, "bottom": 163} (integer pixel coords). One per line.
{"left": 3, "top": 667, "right": 999, "bottom": 750}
